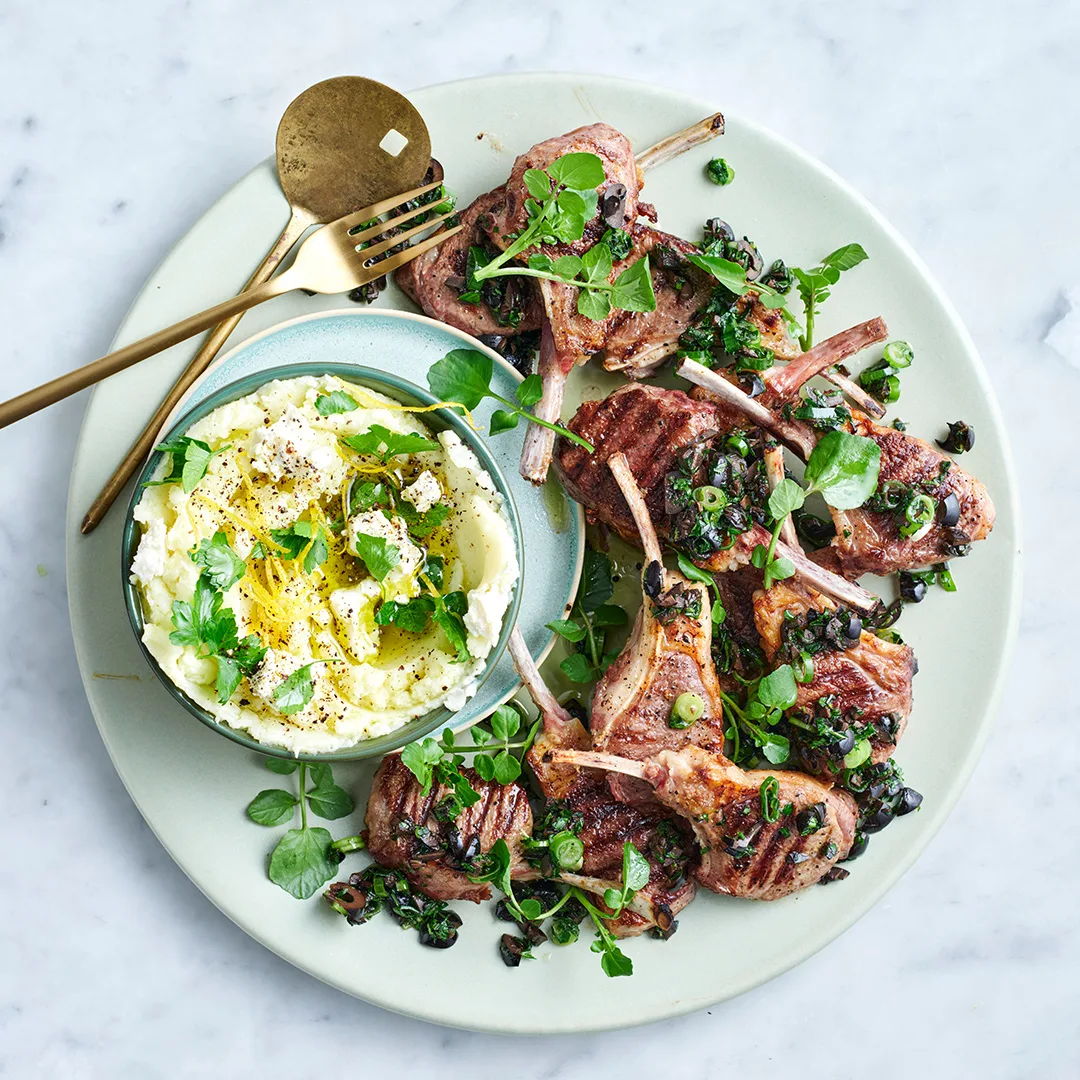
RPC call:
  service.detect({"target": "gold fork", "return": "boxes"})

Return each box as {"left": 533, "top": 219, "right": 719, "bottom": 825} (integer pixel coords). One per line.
{"left": 0, "top": 180, "right": 461, "bottom": 429}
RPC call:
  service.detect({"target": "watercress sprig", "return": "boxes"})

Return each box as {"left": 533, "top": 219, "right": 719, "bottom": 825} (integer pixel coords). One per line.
{"left": 427, "top": 348, "right": 594, "bottom": 450}
{"left": 752, "top": 430, "right": 882, "bottom": 588}
{"left": 247, "top": 759, "right": 361, "bottom": 900}
{"left": 720, "top": 664, "right": 799, "bottom": 765}
{"left": 792, "top": 243, "right": 868, "bottom": 350}
{"left": 546, "top": 547, "right": 627, "bottom": 684}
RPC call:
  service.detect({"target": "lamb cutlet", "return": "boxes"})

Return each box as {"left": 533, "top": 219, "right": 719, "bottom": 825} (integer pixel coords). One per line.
{"left": 364, "top": 754, "right": 534, "bottom": 902}
{"left": 677, "top": 317, "right": 996, "bottom": 577}
{"left": 754, "top": 578, "right": 916, "bottom": 778}
{"left": 554, "top": 382, "right": 877, "bottom": 611}
{"left": 510, "top": 629, "right": 696, "bottom": 938}
{"left": 554, "top": 745, "right": 857, "bottom": 900}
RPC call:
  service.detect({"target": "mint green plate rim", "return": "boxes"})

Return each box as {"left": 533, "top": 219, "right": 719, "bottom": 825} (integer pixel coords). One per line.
{"left": 121, "top": 362, "right": 525, "bottom": 762}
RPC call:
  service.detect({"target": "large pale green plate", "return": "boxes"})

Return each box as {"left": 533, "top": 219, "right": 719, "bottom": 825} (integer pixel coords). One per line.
{"left": 66, "top": 73, "right": 1021, "bottom": 1033}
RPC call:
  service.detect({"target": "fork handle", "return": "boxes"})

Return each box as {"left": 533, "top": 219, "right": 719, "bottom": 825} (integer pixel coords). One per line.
{"left": 0, "top": 269, "right": 300, "bottom": 429}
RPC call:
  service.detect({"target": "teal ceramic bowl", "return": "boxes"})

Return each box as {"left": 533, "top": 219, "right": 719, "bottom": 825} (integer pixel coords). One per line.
{"left": 122, "top": 361, "right": 525, "bottom": 762}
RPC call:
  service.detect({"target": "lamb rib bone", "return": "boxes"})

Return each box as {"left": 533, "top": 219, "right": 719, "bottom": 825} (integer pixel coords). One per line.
{"left": 519, "top": 114, "right": 727, "bottom": 485}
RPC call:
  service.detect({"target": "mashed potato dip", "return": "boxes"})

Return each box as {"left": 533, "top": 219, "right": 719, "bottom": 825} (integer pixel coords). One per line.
{"left": 129, "top": 375, "right": 517, "bottom": 754}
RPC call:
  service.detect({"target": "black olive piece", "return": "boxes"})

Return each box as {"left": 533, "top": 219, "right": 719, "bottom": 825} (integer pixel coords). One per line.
{"left": 739, "top": 372, "right": 765, "bottom": 398}
{"left": 794, "top": 511, "right": 836, "bottom": 550}
{"left": 710, "top": 457, "right": 731, "bottom": 488}
{"left": 861, "top": 806, "right": 895, "bottom": 834}
{"left": 649, "top": 912, "right": 679, "bottom": 941}
{"left": 600, "top": 182, "right": 628, "bottom": 228}
{"left": 724, "top": 505, "right": 750, "bottom": 532}
{"left": 796, "top": 802, "right": 827, "bottom": 835}
{"left": 836, "top": 729, "right": 856, "bottom": 757}
{"left": 936, "top": 421, "right": 975, "bottom": 454}
{"left": 818, "top": 866, "right": 851, "bottom": 884}
{"left": 897, "top": 787, "right": 923, "bottom": 815}
{"left": 898, "top": 573, "right": 928, "bottom": 603}
{"left": 735, "top": 238, "right": 764, "bottom": 280}
{"left": 868, "top": 781, "right": 886, "bottom": 799}
{"left": 643, "top": 561, "right": 664, "bottom": 599}
{"left": 845, "top": 616, "right": 862, "bottom": 640}
{"left": 521, "top": 921, "right": 548, "bottom": 948}
{"left": 445, "top": 826, "right": 465, "bottom": 858}
{"left": 498, "top": 934, "right": 529, "bottom": 967}
{"left": 475, "top": 333, "right": 504, "bottom": 350}
{"left": 419, "top": 927, "right": 459, "bottom": 949}
{"left": 704, "top": 217, "right": 735, "bottom": 244}
{"left": 787, "top": 851, "right": 811, "bottom": 864}
{"left": 494, "top": 899, "right": 519, "bottom": 923}
{"left": 938, "top": 492, "right": 961, "bottom": 528}
{"left": 942, "top": 526, "right": 972, "bottom": 558}
{"left": 844, "top": 832, "right": 869, "bottom": 861}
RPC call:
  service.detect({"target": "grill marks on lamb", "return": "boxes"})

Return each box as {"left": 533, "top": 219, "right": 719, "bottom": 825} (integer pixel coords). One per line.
{"left": 364, "top": 754, "right": 534, "bottom": 902}
{"left": 754, "top": 579, "right": 916, "bottom": 776}
{"left": 510, "top": 629, "right": 696, "bottom": 938}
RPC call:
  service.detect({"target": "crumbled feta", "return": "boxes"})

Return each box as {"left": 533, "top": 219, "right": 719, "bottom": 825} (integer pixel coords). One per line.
{"left": 401, "top": 470, "right": 442, "bottom": 514}
{"left": 250, "top": 405, "right": 337, "bottom": 482}
{"left": 440, "top": 430, "right": 495, "bottom": 492}
{"left": 464, "top": 585, "right": 508, "bottom": 647}
{"left": 130, "top": 519, "right": 167, "bottom": 587}
{"left": 248, "top": 649, "right": 307, "bottom": 711}
{"left": 347, "top": 510, "right": 422, "bottom": 576}
{"left": 329, "top": 580, "right": 382, "bottom": 661}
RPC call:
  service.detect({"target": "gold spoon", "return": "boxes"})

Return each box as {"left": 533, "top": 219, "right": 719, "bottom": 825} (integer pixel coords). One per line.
{"left": 80, "top": 75, "right": 432, "bottom": 534}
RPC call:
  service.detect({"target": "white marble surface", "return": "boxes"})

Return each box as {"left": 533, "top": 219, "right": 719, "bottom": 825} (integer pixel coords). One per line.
{"left": 1, "top": 1, "right": 1075, "bottom": 1076}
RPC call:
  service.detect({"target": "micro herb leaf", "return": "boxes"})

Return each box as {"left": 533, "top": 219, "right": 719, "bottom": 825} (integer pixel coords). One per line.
{"left": 375, "top": 595, "right": 435, "bottom": 633}
{"left": 622, "top": 841, "right": 651, "bottom": 894}
{"left": 823, "top": 243, "right": 869, "bottom": 272}
{"left": 265, "top": 757, "right": 299, "bottom": 775}
{"left": 398, "top": 501, "right": 450, "bottom": 540}
{"left": 352, "top": 533, "right": 400, "bottom": 581}
{"left": 803, "top": 429, "right": 882, "bottom": 510}
{"left": 401, "top": 737, "right": 444, "bottom": 795}
{"left": 431, "top": 591, "right": 470, "bottom": 663}
{"left": 246, "top": 788, "right": 298, "bottom": 827}
{"left": 268, "top": 826, "right": 337, "bottom": 899}
{"left": 305, "top": 782, "right": 354, "bottom": 821}
{"left": 547, "top": 152, "right": 608, "bottom": 190}
{"left": 516, "top": 374, "right": 544, "bottom": 407}
{"left": 793, "top": 243, "right": 868, "bottom": 349}
{"left": 579, "top": 547, "right": 614, "bottom": 612}
{"left": 609, "top": 255, "right": 656, "bottom": 313}
{"left": 489, "top": 409, "right": 519, "bottom": 435}
{"left": 768, "top": 478, "right": 806, "bottom": 521}
{"left": 190, "top": 531, "right": 246, "bottom": 591}
{"left": 149, "top": 435, "right": 228, "bottom": 493}
{"left": 272, "top": 661, "right": 331, "bottom": 716}
{"left": 315, "top": 390, "right": 359, "bottom": 416}
{"left": 169, "top": 574, "right": 239, "bottom": 655}
{"left": 757, "top": 664, "right": 798, "bottom": 711}
{"left": 559, "top": 652, "right": 595, "bottom": 683}
{"left": 341, "top": 424, "right": 438, "bottom": 463}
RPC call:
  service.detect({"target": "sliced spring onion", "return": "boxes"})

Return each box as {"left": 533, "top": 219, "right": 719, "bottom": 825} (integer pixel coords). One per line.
{"left": 725, "top": 433, "right": 750, "bottom": 458}
{"left": 693, "top": 485, "right": 728, "bottom": 512}
{"left": 899, "top": 493, "right": 935, "bottom": 538}
{"left": 843, "top": 738, "right": 872, "bottom": 770}
{"left": 882, "top": 341, "right": 914, "bottom": 368}
{"left": 669, "top": 692, "right": 705, "bottom": 729}
{"left": 793, "top": 650, "right": 815, "bottom": 684}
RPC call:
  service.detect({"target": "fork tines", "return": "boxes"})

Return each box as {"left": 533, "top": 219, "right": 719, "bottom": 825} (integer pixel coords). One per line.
{"left": 358, "top": 224, "right": 463, "bottom": 282}
{"left": 341, "top": 178, "right": 447, "bottom": 237}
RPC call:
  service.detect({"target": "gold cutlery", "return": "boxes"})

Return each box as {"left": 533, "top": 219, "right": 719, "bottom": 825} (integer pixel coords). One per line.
{"left": 79, "top": 75, "right": 432, "bottom": 534}
{"left": 0, "top": 185, "right": 461, "bottom": 429}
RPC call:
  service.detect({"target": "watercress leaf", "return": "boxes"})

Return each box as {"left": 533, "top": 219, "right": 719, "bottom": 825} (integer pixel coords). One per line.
{"left": 306, "top": 782, "right": 354, "bottom": 821}
{"left": 547, "top": 152, "right": 607, "bottom": 191}
{"left": 307, "top": 763, "right": 333, "bottom": 791}
{"left": 579, "top": 547, "right": 614, "bottom": 611}
{"left": 581, "top": 242, "right": 612, "bottom": 284}
{"left": 401, "top": 738, "right": 442, "bottom": 793}
{"left": 469, "top": 725, "right": 493, "bottom": 746}
{"left": 758, "top": 664, "right": 798, "bottom": 711}
{"left": 489, "top": 409, "right": 520, "bottom": 436}
{"left": 823, "top": 243, "right": 869, "bottom": 272}
{"left": 768, "top": 477, "right": 806, "bottom": 520}
{"left": 473, "top": 754, "right": 496, "bottom": 781}
{"left": 560, "top": 653, "right": 596, "bottom": 684}
{"left": 545, "top": 618, "right": 587, "bottom": 643}
{"left": 272, "top": 662, "right": 326, "bottom": 715}
{"left": 576, "top": 289, "right": 611, "bottom": 321}
{"left": 676, "top": 552, "right": 716, "bottom": 589}
{"left": 352, "top": 533, "right": 400, "bottom": 581}
{"left": 315, "top": 390, "right": 359, "bottom": 416}
{"left": 609, "top": 255, "right": 656, "bottom": 313}
{"left": 528, "top": 253, "right": 555, "bottom": 273}
{"left": 803, "top": 430, "right": 882, "bottom": 510}
{"left": 515, "top": 374, "right": 544, "bottom": 407}
{"left": 489, "top": 704, "right": 521, "bottom": 742}
{"left": 685, "top": 253, "right": 750, "bottom": 295}
{"left": 750, "top": 545, "right": 770, "bottom": 570}
{"left": 600, "top": 943, "right": 634, "bottom": 978}
{"left": 590, "top": 604, "right": 628, "bottom": 628}
{"left": 523, "top": 168, "right": 551, "bottom": 199}
{"left": 553, "top": 253, "right": 583, "bottom": 279}
{"left": 191, "top": 531, "right": 247, "bottom": 590}
{"left": 427, "top": 348, "right": 494, "bottom": 410}
{"left": 761, "top": 733, "right": 791, "bottom": 764}
{"left": 492, "top": 751, "right": 521, "bottom": 785}
{"left": 768, "top": 556, "right": 796, "bottom": 584}
{"left": 622, "top": 842, "right": 651, "bottom": 894}
{"left": 268, "top": 826, "right": 337, "bottom": 899}
{"left": 265, "top": 757, "right": 299, "bottom": 775}
{"left": 577, "top": 189, "right": 599, "bottom": 219}
{"left": 246, "top": 788, "right": 298, "bottom": 826}
{"left": 518, "top": 897, "right": 543, "bottom": 922}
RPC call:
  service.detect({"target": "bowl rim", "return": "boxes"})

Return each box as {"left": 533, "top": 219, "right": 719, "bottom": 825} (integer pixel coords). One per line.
{"left": 122, "top": 359, "right": 525, "bottom": 762}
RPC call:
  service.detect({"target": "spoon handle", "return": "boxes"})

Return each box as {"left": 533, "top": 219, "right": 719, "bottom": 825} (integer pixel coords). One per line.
{"left": 0, "top": 267, "right": 301, "bottom": 431}
{"left": 80, "top": 209, "right": 312, "bottom": 533}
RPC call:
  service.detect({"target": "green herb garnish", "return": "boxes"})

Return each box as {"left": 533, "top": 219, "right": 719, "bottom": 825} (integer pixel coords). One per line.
{"left": 706, "top": 157, "right": 734, "bottom": 186}
{"left": 315, "top": 390, "right": 359, "bottom": 416}
{"left": 792, "top": 244, "right": 869, "bottom": 350}
{"left": 341, "top": 424, "right": 438, "bottom": 463}
{"left": 190, "top": 531, "right": 246, "bottom": 590}
{"left": 148, "top": 435, "right": 228, "bottom": 493}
